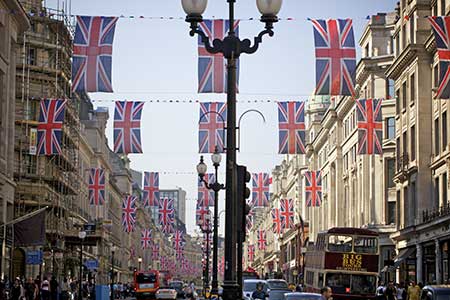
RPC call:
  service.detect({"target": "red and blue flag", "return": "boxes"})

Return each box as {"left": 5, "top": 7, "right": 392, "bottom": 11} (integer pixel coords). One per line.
{"left": 271, "top": 208, "right": 281, "bottom": 234}
{"left": 152, "top": 244, "right": 159, "bottom": 260}
{"left": 278, "top": 101, "right": 306, "bottom": 154}
{"left": 248, "top": 245, "right": 255, "bottom": 262}
{"left": 356, "top": 98, "right": 383, "bottom": 155}
{"left": 198, "top": 173, "right": 215, "bottom": 207}
{"left": 305, "top": 171, "right": 322, "bottom": 207}
{"left": 199, "top": 102, "right": 227, "bottom": 153}
{"left": 72, "top": 16, "right": 118, "bottom": 93}
{"left": 122, "top": 195, "right": 137, "bottom": 233}
{"left": 280, "top": 198, "right": 295, "bottom": 230}
{"left": 198, "top": 20, "right": 240, "bottom": 93}
{"left": 252, "top": 173, "right": 270, "bottom": 207}
{"left": 88, "top": 168, "right": 106, "bottom": 205}
{"left": 114, "top": 101, "right": 144, "bottom": 154}
{"left": 141, "top": 229, "right": 152, "bottom": 249}
{"left": 37, "top": 99, "right": 66, "bottom": 155}
{"left": 311, "top": 19, "right": 356, "bottom": 96}
{"left": 158, "top": 197, "right": 175, "bottom": 234}
{"left": 429, "top": 16, "right": 450, "bottom": 99}
{"left": 257, "top": 230, "right": 267, "bottom": 251}
{"left": 143, "top": 172, "right": 159, "bottom": 207}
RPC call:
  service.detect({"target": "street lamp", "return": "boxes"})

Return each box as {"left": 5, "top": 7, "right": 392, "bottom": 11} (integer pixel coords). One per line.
{"left": 78, "top": 230, "right": 87, "bottom": 300}
{"left": 199, "top": 212, "right": 212, "bottom": 298}
{"left": 138, "top": 257, "right": 143, "bottom": 271}
{"left": 197, "top": 147, "right": 225, "bottom": 297}
{"left": 110, "top": 245, "right": 117, "bottom": 300}
{"left": 183, "top": 1, "right": 282, "bottom": 299}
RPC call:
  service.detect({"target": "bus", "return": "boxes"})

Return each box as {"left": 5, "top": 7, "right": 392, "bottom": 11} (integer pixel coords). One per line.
{"left": 134, "top": 270, "right": 168, "bottom": 299}
{"left": 304, "top": 227, "right": 379, "bottom": 300}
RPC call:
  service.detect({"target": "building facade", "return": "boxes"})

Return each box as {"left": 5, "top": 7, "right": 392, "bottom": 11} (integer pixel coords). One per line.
{"left": 0, "top": 0, "right": 29, "bottom": 278}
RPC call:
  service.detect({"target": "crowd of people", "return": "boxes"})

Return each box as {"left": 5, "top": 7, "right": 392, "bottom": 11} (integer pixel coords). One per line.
{"left": 376, "top": 280, "right": 423, "bottom": 300}
{"left": 0, "top": 276, "right": 97, "bottom": 300}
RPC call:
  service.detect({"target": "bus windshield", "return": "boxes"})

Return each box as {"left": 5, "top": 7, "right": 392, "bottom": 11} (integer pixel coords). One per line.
{"left": 325, "top": 273, "right": 376, "bottom": 295}
{"left": 354, "top": 236, "right": 378, "bottom": 254}
{"left": 327, "top": 235, "right": 353, "bottom": 253}
{"left": 136, "top": 273, "right": 157, "bottom": 283}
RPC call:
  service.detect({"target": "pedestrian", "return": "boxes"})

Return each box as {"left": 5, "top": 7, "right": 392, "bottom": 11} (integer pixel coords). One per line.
{"left": 251, "top": 282, "right": 266, "bottom": 300}
{"left": 34, "top": 277, "right": 41, "bottom": 300}
{"left": 41, "top": 277, "right": 50, "bottom": 300}
{"left": 320, "top": 286, "right": 332, "bottom": 300}
{"left": 384, "top": 281, "right": 397, "bottom": 300}
{"left": 49, "top": 277, "right": 58, "bottom": 300}
{"left": 25, "top": 278, "right": 36, "bottom": 300}
{"left": 60, "top": 278, "right": 69, "bottom": 300}
{"left": 11, "top": 278, "right": 24, "bottom": 300}
{"left": 397, "top": 282, "right": 406, "bottom": 300}
{"left": 406, "top": 281, "right": 421, "bottom": 300}
{"left": 376, "top": 281, "right": 385, "bottom": 300}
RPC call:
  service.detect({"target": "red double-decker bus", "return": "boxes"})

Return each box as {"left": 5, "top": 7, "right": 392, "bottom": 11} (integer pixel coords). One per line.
{"left": 304, "top": 227, "right": 379, "bottom": 300}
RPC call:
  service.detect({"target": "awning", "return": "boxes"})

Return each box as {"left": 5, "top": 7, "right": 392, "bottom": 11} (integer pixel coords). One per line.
{"left": 381, "top": 248, "right": 415, "bottom": 273}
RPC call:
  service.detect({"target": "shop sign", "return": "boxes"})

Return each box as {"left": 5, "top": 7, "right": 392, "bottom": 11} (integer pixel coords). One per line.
{"left": 26, "top": 250, "right": 43, "bottom": 265}
{"left": 29, "top": 128, "right": 37, "bottom": 155}
{"left": 290, "top": 260, "right": 296, "bottom": 268}
{"left": 84, "top": 259, "right": 99, "bottom": 270}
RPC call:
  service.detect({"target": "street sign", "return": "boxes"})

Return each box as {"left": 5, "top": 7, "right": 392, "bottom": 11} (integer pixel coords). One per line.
{"left": 84, "top": 259, "right": 99, "bottom": 270}
{"left": 26, "top": 250, "right": 43, "bottom": 265}
{"left": 29, "top": 128, "right": 37, "bottom": 155}
{"left": 83, "top": 224, "right": 96, "bottom": 233}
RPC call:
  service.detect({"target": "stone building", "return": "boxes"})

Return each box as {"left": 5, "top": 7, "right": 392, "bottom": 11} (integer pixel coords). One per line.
{"left": 0, "top": 0, "right": 29, "bottom": 277}
{"left": 387, "top": 0, "right": 450, "bottom": 285}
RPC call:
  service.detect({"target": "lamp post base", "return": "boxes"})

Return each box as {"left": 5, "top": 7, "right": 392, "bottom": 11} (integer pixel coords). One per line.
{"left": 222, "top": 281, "right": 240, "bottom": 300}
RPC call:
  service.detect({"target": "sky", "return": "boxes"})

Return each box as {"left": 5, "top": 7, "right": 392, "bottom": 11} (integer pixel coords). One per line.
{"left": 48, "top": 0, "right": 398, "bottom": 234}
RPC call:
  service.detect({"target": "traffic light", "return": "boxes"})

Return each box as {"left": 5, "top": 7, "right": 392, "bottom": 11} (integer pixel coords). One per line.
{"left": 236, "top": 165, "right": 251, "bottom": 238}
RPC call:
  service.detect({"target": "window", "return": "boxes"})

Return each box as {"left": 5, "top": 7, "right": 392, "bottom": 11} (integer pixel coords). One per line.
{"left": 443, "top": 111, "right": 447, "bottom": 151}
{"left": 411, "top": 125, "right": 416, "bottom": 161}
{"left": 387, "top": 79, "right": 395, "bottom": 99}
{"left": 402, "top": 81, "right": 407, "bottom": 110}
{"left": 434, "top": 64, "right": 439, "bottom": 88}
{"left": 365, "top": 43, "right": 370, "bottom": 57}
{"left": 396, "top": 137, "right": 401, "bottom": 170}
{"left": 409, "top": 14, "right": 415, "bottom": 44}
{"left": 396, "top": 89, "right": 400, "bottom": 114}
{"left": 0, "top": 18, "right": 6, "bottom": 56}
{"left": 387, "top": 159, "right": 395, "bottom": 188}
{"left": 441, "top": 0, "right": 447, "bottom": 15}
{"left": 443, "top": 172, "right": 448, "bottom": 204}
{"left": 435, "top": 177, "right": 440, "bottom": 208}
{"left": 386, "top": 117, "right": 395, "bottom": 139}
{"left": 395, "top": 34, "right": 400, "bottom": 56}
{"left": 354, "top": 237, "right": 378, "bottom": 254}
{"left": 410, "top": 73, "right": 415, "bottom": 103}
{"left": 387, "top": 201, "right": 396, "bottom": 225}
{"left": 402, "top": 24, "right": 407, "bottom": 50}
{"left": 327, "top": 235, "right": 353, "bottom": 253}
{"left": 318, "top": 273, "right": 324, "bottom": 288}
{"left": 435, "top": 118, "right": 440, "bottom": 156}
{"left": 402, "top": 131, "right": 408, "bottom": 157}
{"left": 27, "top": 48, "right": 36, "bottom": 66}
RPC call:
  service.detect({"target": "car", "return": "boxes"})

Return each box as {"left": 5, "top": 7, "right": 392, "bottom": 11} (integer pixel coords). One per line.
{"left": 268, "top": 289, "right": 292, "bottom": 300}
{"left": 243, "top": 279, "right": 269, "bottom": 300}
{"left": 283, "top": 292, "right": 322, "bottom": 300}
{"left": 155, "top": 287, "right": 177, "bottom": 299}
{"left": 420, "top": 285, "right": 450, "bottom": 300}
{"left": 266, "top": 279, "right": 289, "bottom": 291}
{"left": 168, "top": 280, "right": 185, "bottom": 298}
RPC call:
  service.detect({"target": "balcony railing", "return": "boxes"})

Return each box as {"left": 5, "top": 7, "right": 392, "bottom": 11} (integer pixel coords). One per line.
{"left": 422, "top": 202, "right": 450, "bottom": 223}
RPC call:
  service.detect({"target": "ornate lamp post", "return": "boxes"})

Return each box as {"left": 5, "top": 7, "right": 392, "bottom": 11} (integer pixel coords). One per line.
{"left": 199, "top": 212, "right": 212, "bottom": 298}
{"left": 182, "top": 1, "right": 282, "bottom": 299}
{"left": 78, "top": 230, "right": 87, "bottom": 300}
{"left": 197, "top": 147, "right": 225, "bottom": 297}
{"left": 138, "top": 257, "right": 143, "bottom": 271}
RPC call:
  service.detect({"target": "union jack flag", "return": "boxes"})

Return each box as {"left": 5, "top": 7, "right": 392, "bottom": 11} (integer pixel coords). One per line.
{"left": 158, "top": 197, "right": 175, "bottom": 234}
{"left": 278, "top": 101, "right": 306, "bottom": 154}
{"left": 122, "top": 196, "right": 137, "bottom": 232}
{"left": 141, "top": 229, "right": 152, "bottom": 249}
{"left": 173, "top": 230, "right": 185, "bottom": 251}
{"left": 152, "top": 244, "right": 159, "bottom": 260}
{"left": 198, "top": 20, "right": 240, "bottom": 93}
{"left": 280, "top": 198, "right": 295, "bottom": 230}
{"left": 129, "top": 246, "right": 136, "bottom": 259}
{"left": 248, "top": 245, "right": 255, "bottom": 262}
{"left": 160, "top": 256, "right": 167, "bottom": 270}
{"left": 429, "top": 16, "right": 450, "bottom": 98}
{"left": 196, "top": 201, "right": 210, "bottom": 226}
{"left": 271, "top": 208, "right": 281, "bottom": 234}
{"left": 143, "top": 172, "right": 159, "bottom": 207}
{"left": 252, "top": 173, "right": 270, "bottom": 207}
{"left": 114, "top": 101, "right": 144, "bottom": 154}
{"left": 311, "top": 19, "right": 356, "bottom": 96}
{"left": 176, "top": 247, "right": 184, "bottom": 260}
{"left": 257, "top": 230, "right": 267, "bottom": 251}
{"left": 199, "top": 102, "right": 227, "bottom": 153}
{"left": 37, "top": 99, "right": 66, "bottom": 156}
{"left": 305, "top": 171, "right": 322, "bottom": 207}
{"left": 198, "top": 174, "right": 215, "bottom": 206}
{"left": 88, "top": 168, "right": 106, "bottom": 205}
{"left": 356, "top": 98, "right": 383, "bottom": 155}
{"left": 72, "top": 16, "right": 118, "bottom": 93}
{"left": 246, "top": 209, "right": 254, "bottom": 233}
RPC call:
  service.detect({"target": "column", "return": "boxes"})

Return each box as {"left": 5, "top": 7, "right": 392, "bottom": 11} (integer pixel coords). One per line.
{"left": 416, "top": 244, "right": 423, "bottom": 284}
{"left": 436, "top": 239, "right": 442, "bottom": 284}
